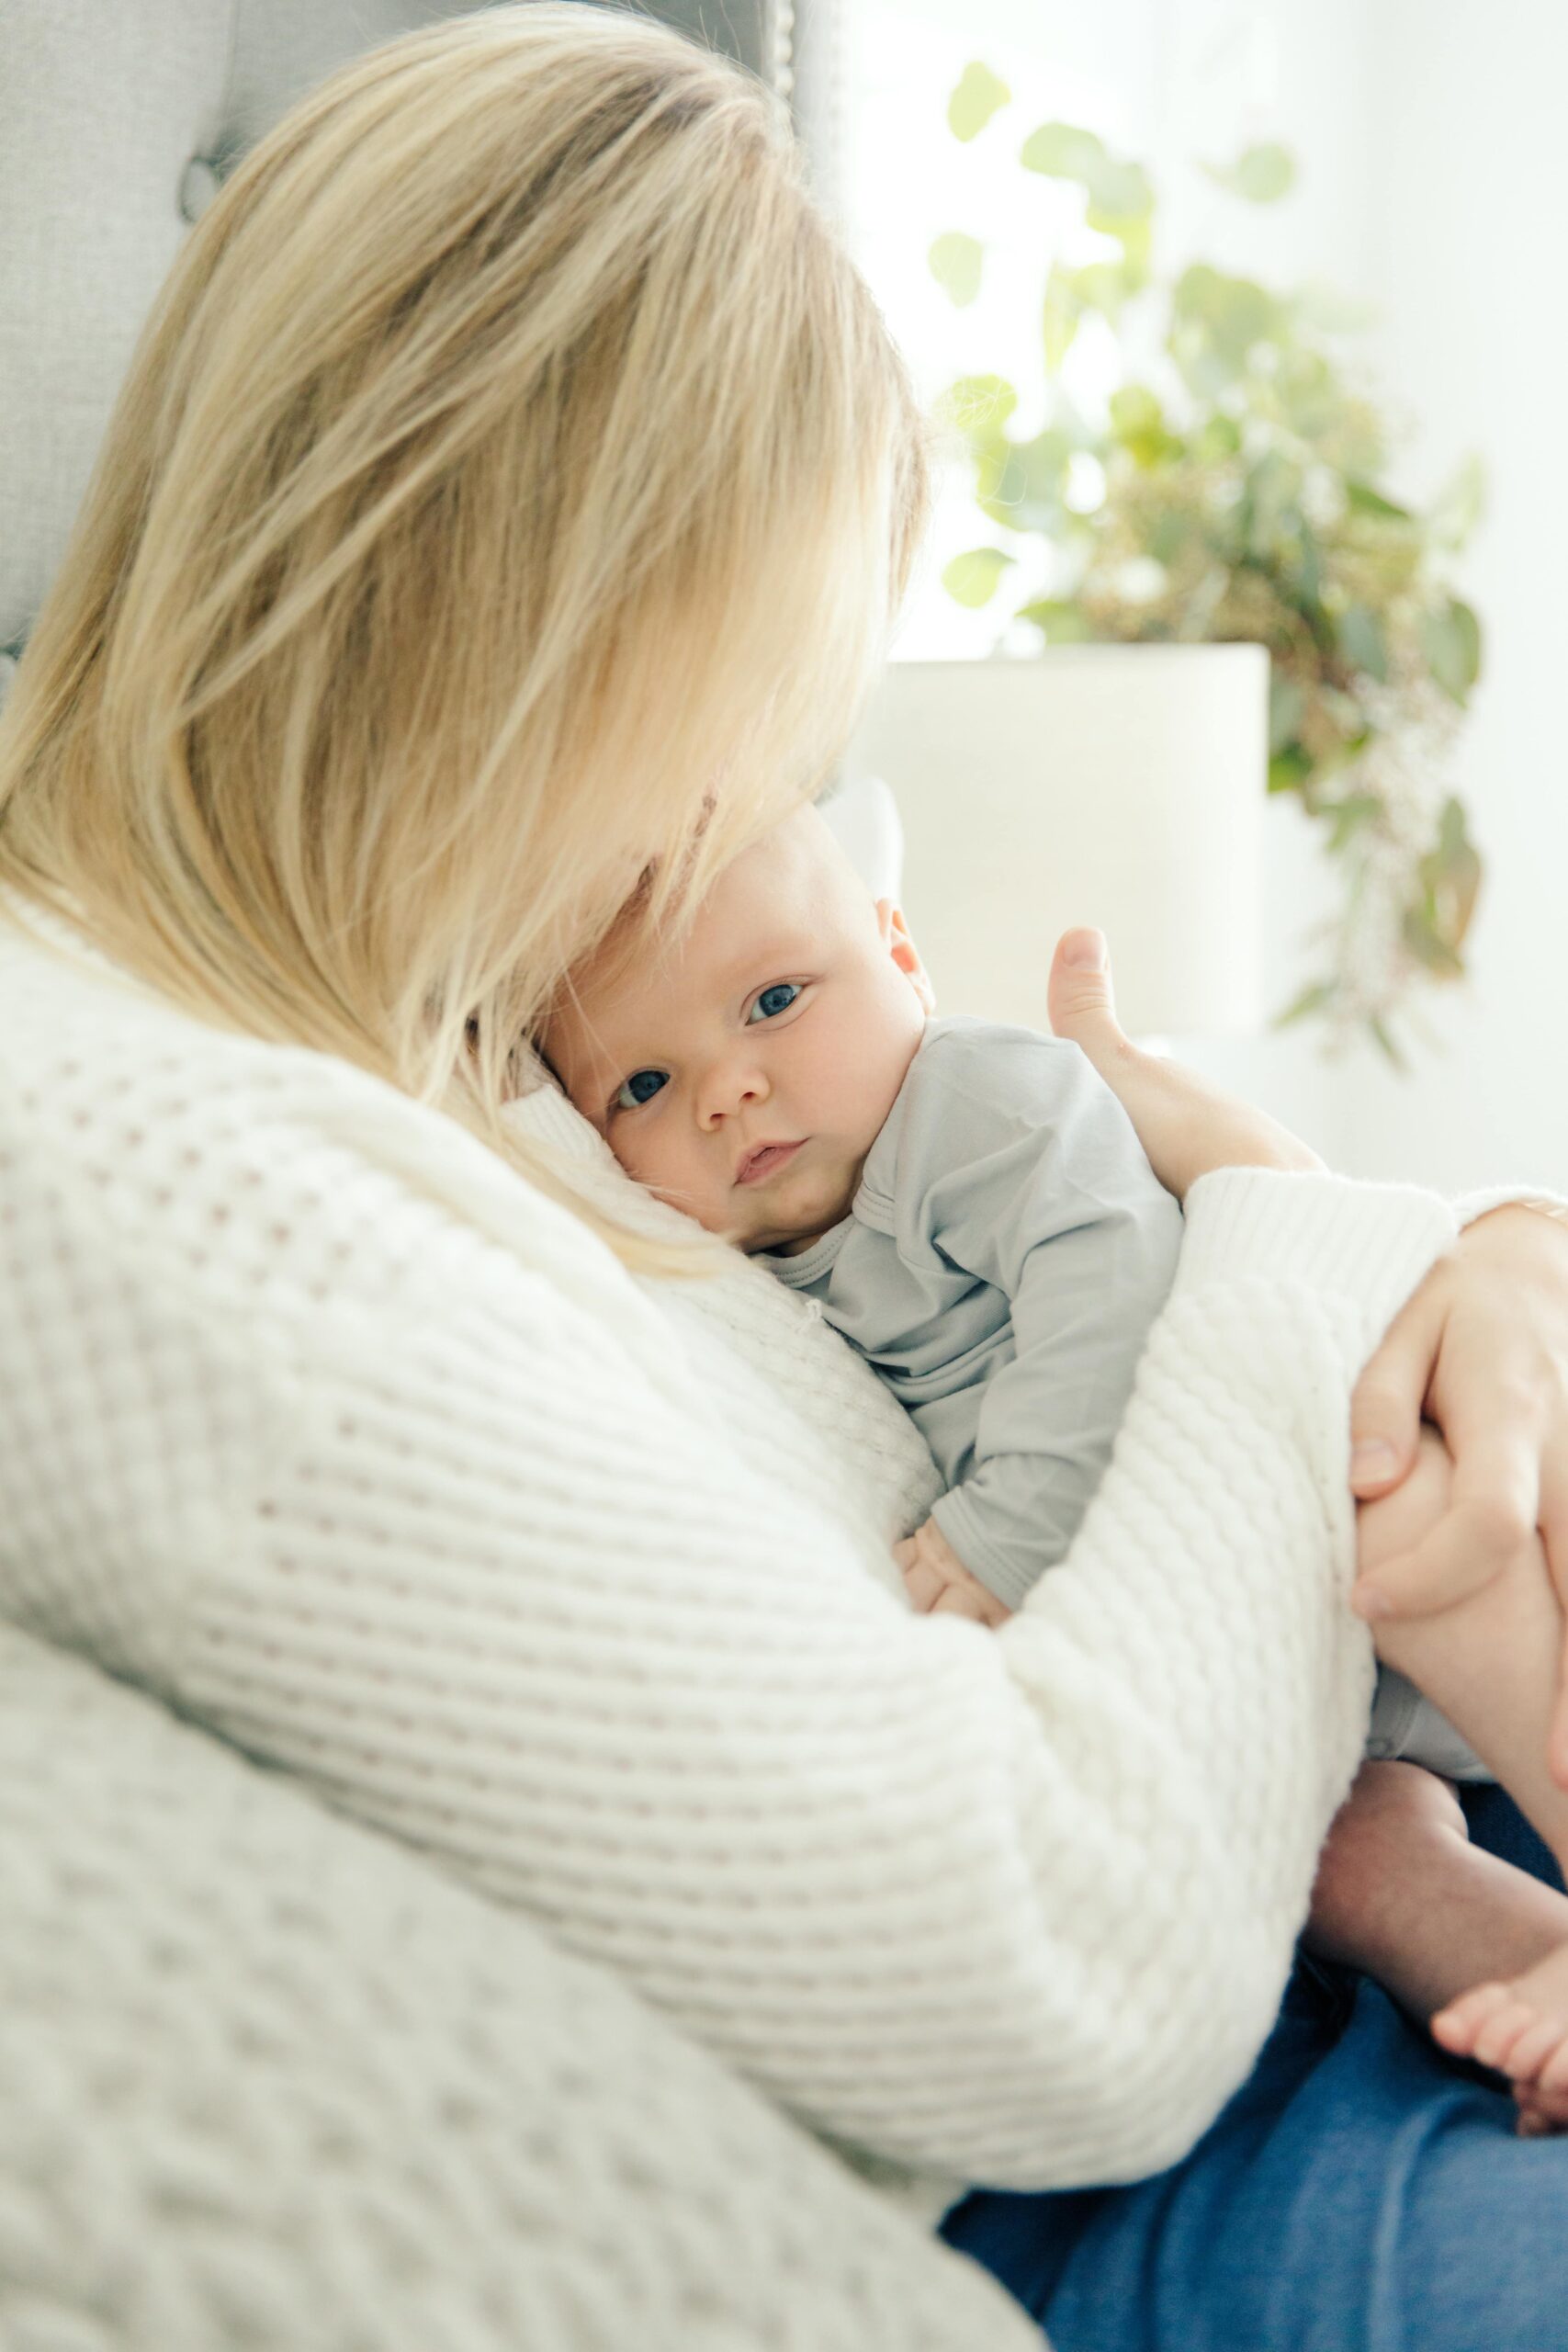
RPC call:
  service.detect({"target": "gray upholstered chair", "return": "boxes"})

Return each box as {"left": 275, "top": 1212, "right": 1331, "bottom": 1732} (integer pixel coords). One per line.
{"left": 0, "top": 8, "right": 1038, "bottom": 2344}
{"left": 0, "top": 0, "right": 843, "bottom": 693}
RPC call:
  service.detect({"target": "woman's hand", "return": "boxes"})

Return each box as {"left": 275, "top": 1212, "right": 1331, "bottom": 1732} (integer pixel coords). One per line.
{"left": 1048, "top": 927, "right": 1568, "bottom": 1783}
{"left": 1046, "top": 928, "right": 1322, "bottom": 1199}
{"left": 1348, "top": 1204, "right": 1568, "bottom": 1781}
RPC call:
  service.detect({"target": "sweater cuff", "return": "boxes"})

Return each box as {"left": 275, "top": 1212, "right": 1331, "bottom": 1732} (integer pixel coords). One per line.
{"left": 1176, "top": 1168, "right": 1458, "bottom": 1340}
{"left": 929, "top": 1487, "right": 1037, "bottom": 1613}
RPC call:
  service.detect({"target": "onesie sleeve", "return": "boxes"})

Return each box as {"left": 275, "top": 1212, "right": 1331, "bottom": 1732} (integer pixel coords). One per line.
{"left": 877, "top": 1026, "right": 1184, "bottom": 1609}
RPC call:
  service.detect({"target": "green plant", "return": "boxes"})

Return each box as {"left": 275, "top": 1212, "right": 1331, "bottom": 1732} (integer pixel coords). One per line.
{"left": 931, "top": 70, "right": 1483, "bottom": 1057}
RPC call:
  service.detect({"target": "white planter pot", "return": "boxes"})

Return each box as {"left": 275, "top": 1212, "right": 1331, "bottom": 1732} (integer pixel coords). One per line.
{"left": 841, "top": 643, "right": 1269, "bottom": 1040}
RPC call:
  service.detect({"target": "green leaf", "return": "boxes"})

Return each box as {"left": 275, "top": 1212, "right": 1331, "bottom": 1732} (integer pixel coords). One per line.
{"left": 1337, "top": 605, "right": 1388, "bottom": 682}
{"left": 1016, "top": 597, "right": 1093, "bottom": 642}
{"left": 1418, "top": 597, "right": 1483, "bottom": 703}
{"left": 1109, "top": 384, "right": 1159, "bottom": 433}
{"left": 1344, "top": 479, "right": 1414, "bottom": 523}
{"left": 1243, "top": 448, "right": 1303, "bottom": 552}
{"left": 1207, "top": 276, "right": 1276, "bottom": 362}
{"left": 1268, "top": 744, "right": 1315, "bottom": 794}
{"left": 928, "top": 232, "right": 983, "bottom": 308}
{"left": 947, "top": 61, "right": 1011, "bottom": 141}
{"left": 1203, "top": 142, "right": 1296, "bottom": 204}
{"left": 1276, "top": 978, "right": 1337, "bottom": 1028}
{"left": 1367, "top": 1013, "right": 1408, "bottom": 1069}
{"left": 1325, "top": 791, "right": 1384, "bottom": 852}
{"left": 1401, "top": 906, "right": 1465, "bottom": 978}
{"left": 1427, "top": 454, "right": 1485, "bottom": 551}
{"left": 1110, "top": 384, "right": 1176, "bottom": 467}
{"left": 1192, "top": 413, "right": 1243, "bottom": 463}
{"left": 1169, "top": 265, "right": 1277, "bottom": 387}
{"left": 976, "top": 429, "right": 1074, "bottom": 532}
{"left": 1043, "top": 263, "right": 1080, "bottom": 372}
{"left": 1067, "top": 260, "right": 1133, "bottom": 318}
{"left": 1148, "top": 508, "right": 1193, "bottom": 560}
{"left": 1108, "top": 211, "right": 1154, "bottom": 285}
{"left": 1019, "top": 120, "right": 1106, "bottom": 180}
{"left": 1268, "top": 674, "right": 1306, "bottom": 754}
{"left": 937, "top": 373, "right": 1019, "bottom": 433}
{"left": 1418, "top": 794, "right": 1483, "bottom": 946}
{"left": 942, "top": 547, "right": 1016, "bottom": 608}
{"left": 1084, "top": 156, "right": 1155, "bottom": 231}
{"left": 1276, "top": 348, "right": 1344, "bottom": 440}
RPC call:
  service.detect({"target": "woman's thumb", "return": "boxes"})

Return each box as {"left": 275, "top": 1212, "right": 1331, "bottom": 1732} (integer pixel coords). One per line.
{"left": 1048, "top": 929, "right": 1127, "bottom": 1074}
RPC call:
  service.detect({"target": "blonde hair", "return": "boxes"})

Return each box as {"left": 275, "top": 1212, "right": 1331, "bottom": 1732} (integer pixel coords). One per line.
{"left": 0, "top": 1, "right": 931, "bottom": 1269}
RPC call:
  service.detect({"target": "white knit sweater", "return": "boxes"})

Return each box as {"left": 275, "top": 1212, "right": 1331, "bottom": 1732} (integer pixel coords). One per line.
{"left": 0, "top": 902, "right": 1471, "bottom": 2217}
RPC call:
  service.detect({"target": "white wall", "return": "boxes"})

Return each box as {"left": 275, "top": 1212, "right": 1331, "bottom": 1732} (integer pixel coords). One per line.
{"left": 1330, "top": 0, "right": 1568, "bottom": 1188}
{"left": 1140, "top": 0, "right": 1378, "bottom": 1165}
{"left": 843, "top": 0, "right": 1568, "bottom": 1189}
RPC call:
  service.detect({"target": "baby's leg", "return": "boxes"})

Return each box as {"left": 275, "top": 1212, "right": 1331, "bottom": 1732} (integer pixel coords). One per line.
{"left": 1307, "top": 1759, "right": 1568, "bottom": 2020}
{"left": 1359, "top": 1432, "right": 1568, "bottom": 2121}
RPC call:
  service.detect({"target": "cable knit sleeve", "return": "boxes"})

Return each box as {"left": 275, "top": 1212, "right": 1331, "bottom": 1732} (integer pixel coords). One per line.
{"left": 173, "top": 1176, "right": 1450, "bottom": 2197}
{"left": 0, "top": 923, "right": 1461, "bottom": 2197}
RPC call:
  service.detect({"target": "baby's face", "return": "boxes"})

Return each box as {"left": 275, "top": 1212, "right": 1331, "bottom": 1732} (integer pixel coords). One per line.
{"left": 543, "top": 807, "right": 932, "bottom": 1253}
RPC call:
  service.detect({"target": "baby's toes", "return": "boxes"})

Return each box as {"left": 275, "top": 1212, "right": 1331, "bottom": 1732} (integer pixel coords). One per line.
{"left": 1495, "top": 2011, "right": 1568, "bottom": 2088}
{"left": 1431, "top": 1982, "right": 1517, "bottom": 2059}
{"left": 1470, "top": 1996, "right": 1559, "bottom": 2076}
{"left": 1530, "top": 2033, "right": 1568, "bottom": 2107}
{"left": 1515, "top": 2078, "right": 1568, "bottom": 2136}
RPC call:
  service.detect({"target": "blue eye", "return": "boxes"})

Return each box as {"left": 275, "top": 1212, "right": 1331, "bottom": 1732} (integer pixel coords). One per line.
{"left": 748, "top": 981, "right": 801, "bottom": 1023}
{"left": 615, "top": 1068, "right": 668, "bottom": 1112}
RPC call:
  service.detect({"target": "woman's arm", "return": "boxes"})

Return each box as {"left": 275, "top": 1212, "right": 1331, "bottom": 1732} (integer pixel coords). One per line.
{"left": 136, "top": 1143, "right": 1450, "bottom": 2197}
{"left": 4, "top": 928, "right": 1450, "bottom": 2196}
{"left": 3, "top": 914, "right": 1460, "bottom": 2199}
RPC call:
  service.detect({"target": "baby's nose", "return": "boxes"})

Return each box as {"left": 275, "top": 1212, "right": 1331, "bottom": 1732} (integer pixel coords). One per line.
{"left": 697, "top": 1055, "right": 769, "bottom": 1126}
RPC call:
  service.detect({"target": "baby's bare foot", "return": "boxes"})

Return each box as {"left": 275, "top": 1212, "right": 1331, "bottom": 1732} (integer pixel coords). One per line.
{"left": 1433, "top": 1944, "right": 1568, "bottom": 2132}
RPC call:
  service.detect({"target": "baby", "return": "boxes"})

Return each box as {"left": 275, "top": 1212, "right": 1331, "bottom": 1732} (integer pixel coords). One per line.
{"left": 542, "top": 801, "right": 1568, "bottom": 2128}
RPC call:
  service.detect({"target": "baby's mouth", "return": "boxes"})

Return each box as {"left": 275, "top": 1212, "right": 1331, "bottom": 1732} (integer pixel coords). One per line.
{"left": 735, "top": 1139, "right": 804, "bottom": 1186}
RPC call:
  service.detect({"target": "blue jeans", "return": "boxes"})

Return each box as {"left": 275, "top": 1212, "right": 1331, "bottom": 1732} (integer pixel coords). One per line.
{"left": 941, "top": 1788, "right": 1568, "bottom": 2351}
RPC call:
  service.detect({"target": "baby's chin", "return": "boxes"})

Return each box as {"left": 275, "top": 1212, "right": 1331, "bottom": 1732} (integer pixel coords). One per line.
{"left": 731, "top": 1182, "right": 856, "bottom": 1258}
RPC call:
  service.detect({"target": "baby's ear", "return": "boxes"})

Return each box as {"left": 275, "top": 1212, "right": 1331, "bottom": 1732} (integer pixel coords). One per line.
{"left": 875, "top": 899, "right": 936, "bottom": 1014}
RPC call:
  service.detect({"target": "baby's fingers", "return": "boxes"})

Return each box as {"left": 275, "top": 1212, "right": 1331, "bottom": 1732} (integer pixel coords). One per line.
{"left": 898, "top": 1553, "right": 947, "bottom": 1613}
{"left": 931, "top": 1581, "right": 1010, "bottom": 1626}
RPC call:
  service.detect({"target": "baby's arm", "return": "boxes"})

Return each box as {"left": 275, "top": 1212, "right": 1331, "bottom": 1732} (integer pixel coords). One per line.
{"left": 892, "top": 1028, "right": 1183, "bottom": 1611}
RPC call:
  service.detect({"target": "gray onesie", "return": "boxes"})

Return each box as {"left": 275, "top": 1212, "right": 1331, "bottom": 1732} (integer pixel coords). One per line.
{"left": 756, "top": 1015, "right": 1183, "bottom": 1610}
{"left": 759, "top": 1012, "right": 1485, "bottom": 1781}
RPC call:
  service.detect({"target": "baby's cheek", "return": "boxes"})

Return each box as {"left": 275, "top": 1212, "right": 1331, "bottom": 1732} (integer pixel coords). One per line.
{"left": 624, "top": 1128, "right": 727, "bottom": 1223}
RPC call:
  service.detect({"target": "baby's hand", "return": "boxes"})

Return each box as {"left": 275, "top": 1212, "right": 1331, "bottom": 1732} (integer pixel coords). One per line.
{"left": 893, "top": 1516, "right": 1013, "bottom": 1627}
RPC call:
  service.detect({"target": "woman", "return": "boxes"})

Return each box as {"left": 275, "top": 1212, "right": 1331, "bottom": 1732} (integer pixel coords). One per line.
{"left": 1, "top": 8, "right": 1565, "bottom": 2342}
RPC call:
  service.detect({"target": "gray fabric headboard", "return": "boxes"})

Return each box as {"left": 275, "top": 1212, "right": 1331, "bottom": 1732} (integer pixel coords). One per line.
{"left": 0, "top": 0, "right": 840, "bottom": 695}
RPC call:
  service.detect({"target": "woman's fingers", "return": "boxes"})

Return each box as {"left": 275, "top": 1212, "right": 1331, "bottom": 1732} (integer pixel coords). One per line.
{"left": 1348, "top": 1278, "right": 1443, "bottom": 1501}
{"left": 1351, "top": 1211, "right": 1568, "bottom": 1638}
{"left": 1354, "top": 1439, "right": 1541, "bottom": 1627}
{"left": 1539, "top": 1459, "right": 1568, "bottom": 1787}
{"left": 1353, "top": 1421, "right": 1541, "bottom": 1623}
{"left": 1047, "top": 929, "right": 1321, "bottom": 1200}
